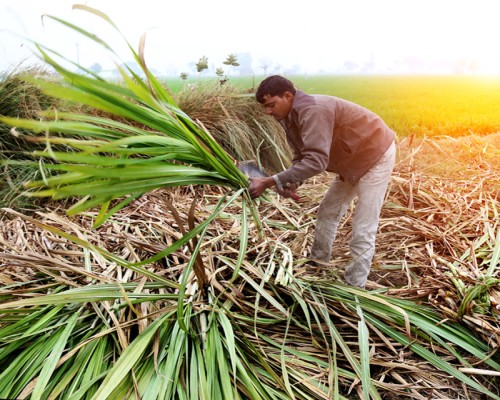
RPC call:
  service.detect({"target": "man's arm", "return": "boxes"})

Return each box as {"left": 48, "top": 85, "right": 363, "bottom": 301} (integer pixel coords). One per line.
{"left": 274, "top": 105, "right": 334, "bottom": 186}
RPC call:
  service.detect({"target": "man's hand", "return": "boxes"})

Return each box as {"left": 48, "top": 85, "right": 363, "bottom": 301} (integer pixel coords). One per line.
{"left": 276, "top": 186, "right": 302, "bottom": 202}
{"left": 249, "top": 176, "right": 275, "bottom": 198}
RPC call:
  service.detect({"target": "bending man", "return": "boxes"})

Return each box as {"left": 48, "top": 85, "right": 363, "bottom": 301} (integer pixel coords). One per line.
{"left": 249, "top": 75, "right": 396, "bottom": 288}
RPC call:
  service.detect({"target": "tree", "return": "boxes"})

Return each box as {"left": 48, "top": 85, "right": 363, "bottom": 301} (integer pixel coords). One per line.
{"left": 215, "top": 67, "right": 227, "bottom": 84}
{"left": 223, "top": 53, "right": 239, "bottom": 76}
{"left": 196, "top": 56, "right": 209, "bottom": 76}
{"left": 223, "top": 53, "right": 239, "bottom": 66}
{"left": 259, "top": 57, "right": 273, "bottom": 75}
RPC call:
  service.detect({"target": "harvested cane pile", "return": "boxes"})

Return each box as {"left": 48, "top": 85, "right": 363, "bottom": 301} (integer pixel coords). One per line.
{"left": 1, "top": 133, "right": 499, "bottom": 399}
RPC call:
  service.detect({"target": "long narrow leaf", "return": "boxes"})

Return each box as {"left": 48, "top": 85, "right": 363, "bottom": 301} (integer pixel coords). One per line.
{"left": 355, "top": 298, "right": 372, "bottom": 400}
{"left": 31, "top": 311, "right": 80, "bottom": 400}
{"left": 90, "top": 313, "right": 167, "bottom": 400}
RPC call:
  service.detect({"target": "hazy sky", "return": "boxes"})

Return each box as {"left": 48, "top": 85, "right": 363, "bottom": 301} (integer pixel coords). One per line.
{"left": 1, "top": 0, "right": 499, "bottom": 75}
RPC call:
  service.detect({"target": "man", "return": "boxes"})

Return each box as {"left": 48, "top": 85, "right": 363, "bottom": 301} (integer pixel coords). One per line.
{"left": 249, "top": 75, "right": 396, "bottom": 289}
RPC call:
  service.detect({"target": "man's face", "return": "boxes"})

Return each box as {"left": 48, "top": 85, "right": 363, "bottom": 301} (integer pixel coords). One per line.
{"left": 261, "top": 92, "right": 293, "bottom": 121}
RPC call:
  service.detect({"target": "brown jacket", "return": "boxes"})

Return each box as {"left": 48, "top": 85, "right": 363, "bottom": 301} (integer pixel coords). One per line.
{"left": 276, "top": 90, "right": 396, "bottom": 185}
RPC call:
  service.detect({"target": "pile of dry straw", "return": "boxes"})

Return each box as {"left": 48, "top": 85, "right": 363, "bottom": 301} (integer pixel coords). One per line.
{"left": 1, "top": 133, "right": 499, "bottom": 398}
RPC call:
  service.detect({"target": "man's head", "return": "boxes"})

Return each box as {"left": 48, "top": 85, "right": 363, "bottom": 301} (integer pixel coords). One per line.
{"left": 255, "top": 75, "right": 296, "bottom": 121}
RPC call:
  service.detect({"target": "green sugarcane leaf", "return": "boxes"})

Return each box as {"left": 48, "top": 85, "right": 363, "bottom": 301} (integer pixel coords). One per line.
{"left": 31, "top": 311, "right": 80, "bottom": 400}
{"left": 218, "top": 310, "right": 238, "bottom": 380}
{"left": 38, "top": 111, "right": 159, "bottom": 137}
{"left": 487, "top": 228, "right": 500, "bottom": 276}
{"left": 0, "top": 284, "right": 177, "bottom": 310}
{"left": 116, "top": 65, "right": 162, "bottom": 110}
{"left": 366, "top": 314, "right": 500, "bottom": 400}
{"left": 61, "top": 164, "right": 221, "bottom": 180}
{"left": 355, "top": 298, "right": 372, "bottom": 400}
{"left": 92, "top": 192, "right": 143, "bottom": 229}
{"left": 90, "top": 313, "right": 166, "bottom": 400}
{"left": 207, "top": 316, "right": 233, "bottom": 399}
{"left": 155, "top": 317, "right": 190, "bottom": 399}
{"left": 354, "top": 292, "right": 500, "bottom": 371}
{"left": 230, "top": 197, "right": 248, "bottom": 281}
{"left": 72, "top": 4, "right": 119, "bottom": 30}
{"left": 42, "top": 15, "right": 115, "bottom": 53}
{"left": 308, "top": 288, "right": 381, "bottom": 399}
{"left": 29, "top": 176, "right": 225, "bottom": 202}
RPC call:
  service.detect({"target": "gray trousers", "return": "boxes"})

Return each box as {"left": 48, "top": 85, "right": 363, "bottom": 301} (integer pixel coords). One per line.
{"left": 310, "top": 141, "right": 396, "bottom": 288}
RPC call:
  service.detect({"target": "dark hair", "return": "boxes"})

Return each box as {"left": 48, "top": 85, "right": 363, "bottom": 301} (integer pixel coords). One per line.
{"left": 255, "top": 75, "right": 296, "bottom": 103}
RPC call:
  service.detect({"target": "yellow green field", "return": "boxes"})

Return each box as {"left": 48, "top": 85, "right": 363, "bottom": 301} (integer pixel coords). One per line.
{"left": 291, "top": 75, "right": 500, "bottom": 138}
{"left": 167, "top": 74, "right": 500, "bottom": 138}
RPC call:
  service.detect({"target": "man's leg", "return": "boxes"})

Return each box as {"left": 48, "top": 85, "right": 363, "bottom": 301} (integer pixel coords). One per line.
{"left": 344, "top": 142, "right": 396, "bottom": 288}
{"left": 310, "top": 176, "right": 356, "bottom": 262}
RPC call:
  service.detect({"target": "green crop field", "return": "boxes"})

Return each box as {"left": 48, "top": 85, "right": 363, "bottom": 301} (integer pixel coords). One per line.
{"left": 167, "top": 74, "right": 500, "bottom": 138}
{"left": 291, "top": 75, "right": 500, "bottom": 138}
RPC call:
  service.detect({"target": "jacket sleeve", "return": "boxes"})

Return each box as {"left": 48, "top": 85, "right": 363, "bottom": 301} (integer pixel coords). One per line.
{"left": 276, "top": 104, "right": 334, "bottom": 186}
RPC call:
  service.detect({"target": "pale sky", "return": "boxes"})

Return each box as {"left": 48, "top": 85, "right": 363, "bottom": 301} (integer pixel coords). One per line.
{"left": 1, "top": 0, "right": 500, "bottom": 76}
